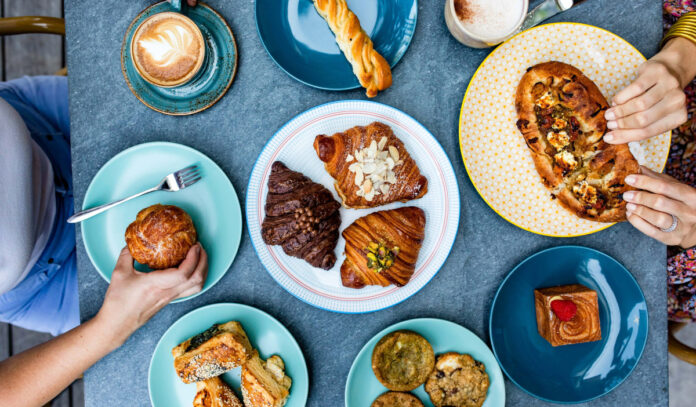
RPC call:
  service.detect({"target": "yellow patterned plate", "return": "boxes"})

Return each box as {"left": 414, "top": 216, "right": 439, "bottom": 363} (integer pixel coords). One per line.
{"left": 459, "top": 23, "right": 670, "bottom": 237}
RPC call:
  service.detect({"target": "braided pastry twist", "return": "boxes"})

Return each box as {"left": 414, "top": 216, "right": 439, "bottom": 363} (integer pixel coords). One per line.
{"left": 313, "top": 0, "right": 392, "bottom": 97}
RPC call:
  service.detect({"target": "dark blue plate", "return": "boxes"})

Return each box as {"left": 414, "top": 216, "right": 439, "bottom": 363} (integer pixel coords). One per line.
{"left": 255, "top": 0, "right": 417, "bottom": 91}
{"left": 489, "top": 246, "right": 648, "bottom": 404}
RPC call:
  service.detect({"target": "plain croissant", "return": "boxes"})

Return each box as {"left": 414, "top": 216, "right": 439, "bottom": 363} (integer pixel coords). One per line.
{"left": 313, "top": 0, "right": 393, "bottom": 97}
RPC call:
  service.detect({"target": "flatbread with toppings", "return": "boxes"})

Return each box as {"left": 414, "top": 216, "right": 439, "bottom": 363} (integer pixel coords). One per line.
{"left": 515, "top": 61, "right": 639, "bottom": 222}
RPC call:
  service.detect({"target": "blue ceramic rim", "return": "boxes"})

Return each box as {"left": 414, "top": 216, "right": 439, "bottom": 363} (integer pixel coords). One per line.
{"left": 80, "top": 141, "right": 243, "bottom": 303}
{"left": 121, "top": 1, "right": 238, "bottom": 116}
{"left": 254, "top": 0, "right": 418, "bottom": 92}
{"left": 244, "top": 99, "right": 461, "bottom": 314}
{"left": 344, "top": 317, "right": 506, "bottom": 406}
{"left": 487, "top": 245, "right": 649, "bottom": 404}
{"left": 147, "top": 302, "right": 309, "bottom": 406}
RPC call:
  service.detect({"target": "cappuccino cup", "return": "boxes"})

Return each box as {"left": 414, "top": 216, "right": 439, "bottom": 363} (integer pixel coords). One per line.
{"left": 130, "top": 9, "right": 205, "bottom": 87}
{"left": 445, "top": 0, "right": 529, "bottom": 48}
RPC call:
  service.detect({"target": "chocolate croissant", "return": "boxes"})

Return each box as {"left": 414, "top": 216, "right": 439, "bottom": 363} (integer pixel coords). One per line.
{"left": 261, "top": 161, "right": 341, "bottom": 270}
{"left": 193, "top": 377, "right": 243, "bottom": 407}
{"left": 341, "top": 207, "right": 426, "bottom": 288}
{"left": 314, "top": 122, "right": 428, "bottom": 209}
{"left": 125, "top": 204, "right": 197, "bottom": 269}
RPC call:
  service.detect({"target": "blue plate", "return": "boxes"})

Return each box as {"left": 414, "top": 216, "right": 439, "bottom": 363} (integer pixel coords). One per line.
{"left": 489, "top": 246, "right": 648, "bottom": 403}
{"left": 346, "top": 318, "right": 505, "bottom": 406}
{"left": 121, "top": 1, "right": 237, "bottom": 115}
{"left": 255, "top": 0, "right": 417, "bottom": 91}
{"left": 81, "top": 142, "right": 242, "bottom": 303}
{"left": 149, "top": 303, "right": 308, "bottom": 406}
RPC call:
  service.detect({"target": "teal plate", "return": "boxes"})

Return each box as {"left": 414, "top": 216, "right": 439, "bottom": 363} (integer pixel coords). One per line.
{"left": 489, "top": 246, "right": 648, "bottom": 404}
{"left": 346, "top": 318, "right": 505, "bottom": 407}
{"left": 256, "top": 0, "right": 417, "bottom": 91}
{"left": 121, "top": 1, "right": 237, "bottom": 115}
{"left": 149, "top": 303, "right": 309, "bottom": 406}
{"left": 81, "top": 142, "right": 242, "bottom": 302}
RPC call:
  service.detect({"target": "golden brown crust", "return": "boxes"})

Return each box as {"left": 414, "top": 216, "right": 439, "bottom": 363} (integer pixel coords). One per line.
{"left": 340, "top": 207, "right": 425, "bottom": 289}
{"left": 312, "top": 0, "right": 392, "bottom": 97}
{"left": 515, "top": 61, "right": 639, "bottom": 222}
{"left": 241, "top": 351, "right": 292, "bottom": 407}
{"left": 314, "top": 122, "right": 428, "bottom": 209}
{"left": 372, "top": 330, "right": 435, "bottom": 392}
{"left": 172, "top": 321, "right": 253, "bottom": 384}
{"left": 371, "top": 391, "right": 425, "bottom": 407}
{"left": 424, "top": 352, "right": 489, "bottom": 407}
{"left": 534, "top": 284, "right": 602, "bottom": 347}
{"left": 125, "top": 204, "right": 197, "bottom": 269}
{"left": 193, "top": 377, "right": 244, "bottom": 407}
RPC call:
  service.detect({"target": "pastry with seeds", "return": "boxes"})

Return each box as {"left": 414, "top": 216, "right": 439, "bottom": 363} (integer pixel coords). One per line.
{"left": 172, "top": 321, "right": 253, "bottom": 383}
{"left": 424, "top": 352, "right": 489, "bottom": 407}
{"left": 193, "top": 377, "right": 243, "bottom": 407}
{"left": 372, "top": 330, "right": 435, "bottom": 391}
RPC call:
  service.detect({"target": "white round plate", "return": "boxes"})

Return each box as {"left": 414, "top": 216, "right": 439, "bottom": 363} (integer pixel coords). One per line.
{"left": 459, "top": 23, "right": 671, "bottom": 237}
{"left": 247, "top": 100, "right": 460, "bottom": 313}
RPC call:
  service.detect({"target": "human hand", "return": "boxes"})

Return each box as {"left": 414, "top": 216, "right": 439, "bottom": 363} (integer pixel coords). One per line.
{"left": 603, "top": 37, "right": 696, "bottom": 144}
{"left": 95, "top": 244, "right": 208, "bottom": 347}
{"left": 623, "top": 167, "right": 696, "bottom": 248}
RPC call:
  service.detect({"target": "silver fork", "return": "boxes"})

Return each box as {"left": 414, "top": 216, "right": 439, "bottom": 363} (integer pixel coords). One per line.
{"left": 67, "top": 165, "right": 202, "bottom": 223}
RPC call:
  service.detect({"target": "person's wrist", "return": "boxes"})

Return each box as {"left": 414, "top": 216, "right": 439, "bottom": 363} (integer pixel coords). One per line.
{"left": 92, "top": 308, "right": 138, "bottom": 350}
{"left": 660, "top": 37, "right": 696, "bottom": 88}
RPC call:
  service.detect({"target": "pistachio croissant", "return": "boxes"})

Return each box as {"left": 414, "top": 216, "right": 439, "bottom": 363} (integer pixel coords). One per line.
{"left": 341, "top": 207, "right": 426, "bottom": 288}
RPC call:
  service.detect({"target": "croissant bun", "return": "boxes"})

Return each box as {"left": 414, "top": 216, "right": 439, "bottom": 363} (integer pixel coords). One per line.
{"left": 341, "top": 207, "right": 426, "bottom": 289}
{"left": 193, "top": 377, "right": 243, "bottom": 407}
{"left": 313, "top": 0, "right": 392, "bottom": 97}
{"left": 125, "top": 204, "right": 197, "bottom": 269}
{"left": 314, "top": 122, "right": 428, "bottom": 209}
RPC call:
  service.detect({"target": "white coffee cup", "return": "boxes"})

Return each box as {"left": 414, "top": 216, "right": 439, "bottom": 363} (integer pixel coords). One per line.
{"left": 444, "top": 0, "right": 529, "bottom": 48}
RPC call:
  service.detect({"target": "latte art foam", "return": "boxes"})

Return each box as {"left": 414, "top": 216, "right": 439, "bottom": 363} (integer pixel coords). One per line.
{"left": 454, "top": 0, "right": 525, "bottom": 40}
{"left": 131, "top": 12, "right": 205, "bottom": 87}
{"left": 138, "top": 22, "right": 198, "bottom": 67}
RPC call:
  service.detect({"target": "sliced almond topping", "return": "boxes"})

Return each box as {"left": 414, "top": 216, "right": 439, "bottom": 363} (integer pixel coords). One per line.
{"left": 380, "top": 184, "right": 390, "bottom": 195}
{"left": 378, "top": 137, "right": 388, "bottom": 150}
{"left": 388, "top": 146, "right": 399, "bottom": 161}
{"left": 354, "top": 167, "right": 364, "bottom": 185}
{"left": 363, "top": 179, "right": 372, "bottom": 194}
{"left": 346, "top": 154, "right": 354, "bottom": 162}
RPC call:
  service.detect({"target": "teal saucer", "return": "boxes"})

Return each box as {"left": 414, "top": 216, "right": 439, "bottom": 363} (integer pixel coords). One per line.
{"left": 81, "top": 142, "right": 242, "bottom": 302}
{"left": 346, "top": 318, "right": 505, "bottom": 406}
{"left": 148, "top": 303, "right": 309, "bottom": 407}
{"left": 121, "top": 1, "right": 237, "bottom": 115}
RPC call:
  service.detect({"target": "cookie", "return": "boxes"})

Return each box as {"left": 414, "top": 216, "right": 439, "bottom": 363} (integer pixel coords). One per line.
{"left": 424, "top": 352, "right": 489, "bottom": 407}
{"left": 371, "top": 330, "right": 435, "bottom": 391}
{"left": 370, "top": 391, "right": 424, "bottom": 407}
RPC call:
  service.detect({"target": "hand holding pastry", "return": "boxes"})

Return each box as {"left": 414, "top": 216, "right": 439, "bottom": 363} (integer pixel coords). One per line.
{"left": 97, "top": 244, "right": 208, "bottom": 347}
{"left": 604, "top": 37, "right": 696, "bottom": 144}
{"left": 624, "top": 167, "right": 696, "bottom": 248}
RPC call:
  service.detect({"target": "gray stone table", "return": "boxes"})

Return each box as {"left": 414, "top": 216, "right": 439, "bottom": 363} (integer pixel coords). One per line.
{"left": 65, "top": 0, "right": 668, "bottom": 405}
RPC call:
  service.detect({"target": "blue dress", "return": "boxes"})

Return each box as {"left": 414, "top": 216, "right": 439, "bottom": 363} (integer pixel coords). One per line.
{"left": 0, "top": 76, "right": 79, "bottom": 335}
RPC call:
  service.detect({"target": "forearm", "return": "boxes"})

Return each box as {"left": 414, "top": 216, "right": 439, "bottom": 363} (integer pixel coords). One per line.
{"left": 659, "top": 37, "right": 696, "bottom": 88}
{"left": 0, "top": 314, "right": 125, "bottom": 407}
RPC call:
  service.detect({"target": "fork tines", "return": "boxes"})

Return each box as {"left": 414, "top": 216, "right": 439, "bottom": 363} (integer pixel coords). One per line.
{"left": 175, "top": 165, "right": 202, "bottom": 188}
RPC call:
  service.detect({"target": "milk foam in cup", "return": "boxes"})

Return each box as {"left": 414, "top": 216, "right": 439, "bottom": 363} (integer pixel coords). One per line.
{"left": 445, "top": 0, "right": 529, "bottom": 48}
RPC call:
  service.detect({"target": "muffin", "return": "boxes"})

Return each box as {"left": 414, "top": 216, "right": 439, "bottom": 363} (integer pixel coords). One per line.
{"left": 371, "top": 330, "right": 435, "bottom": 391}
{"left": 424, "top": 352, "right": 489, "bottom": 407}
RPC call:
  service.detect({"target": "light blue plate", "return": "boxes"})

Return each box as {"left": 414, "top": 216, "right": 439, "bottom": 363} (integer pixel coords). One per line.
{"left": 81, "top": 142, "right": 242, "bottom": 302}
{"left": 489, "top": 246, "right": 649, "bottom": 404}
{"left": 121, "top": 2, "right": 237, "bottom": 115}
{"left": 346, "top": 318, "right": 505, "bottom": 407}
{"left": 255, "top": 0, "right": 417, "bottom": 91}
{"left": 148, "top": 303, "right": 309, "bottom": 406}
